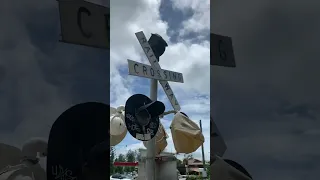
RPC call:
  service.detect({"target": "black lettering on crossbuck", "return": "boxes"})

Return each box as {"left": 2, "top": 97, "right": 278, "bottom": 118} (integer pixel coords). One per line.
{"left": 172, "top": 72, "right": 176, "bottom": 80}
{"left": 144, "top": 47, "right": 151, "bottom": 54}
{"left": 157, "top": 70, "right": 161, "bottom": 78}
{"left": 143, "top": 66, "right": 147, "bottom": 75}
{"left": 141, "top": 37, "right": 147, "bottom": 43}
{"left": 134, "top": 63, "right": 139, "bottom": 74}
{"left": 163, "top": 71, "right": 167, "bottom": 79}
{"left": 150, "top": 68, "right": 154, "bottom": 76}
{"left": 164, "top": 83, "right": 170, "bottom": 91}
{"left": 153, "top": 58, "right": 157, "bottom": 63}
{"left": 169, "top": 94, "right": 174, "bottom": 100}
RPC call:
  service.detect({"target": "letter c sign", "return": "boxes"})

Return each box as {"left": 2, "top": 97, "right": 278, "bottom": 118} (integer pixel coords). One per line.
{"left": 77, "top": 7, "right": 92, "bottom": 38}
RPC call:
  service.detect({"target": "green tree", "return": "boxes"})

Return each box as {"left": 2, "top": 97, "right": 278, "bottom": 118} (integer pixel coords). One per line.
{"left": 176, "top": 159, "right": 183, "bottom": 167}
{"left": 124, "top": 150, "right": 136, "bottom": 172}
{"left": 205, "top": 163, "right": 210, "bottom": 179}
{"left": 110, "top": 147, "right": 115, "bottom": 175}
{"left": 114, "top": 153, "right": 126, "bottom": 174}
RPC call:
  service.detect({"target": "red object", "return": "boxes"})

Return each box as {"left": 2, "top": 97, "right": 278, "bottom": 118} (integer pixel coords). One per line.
{"left": 114, "top": 162, "right": 139, "bottom": 166}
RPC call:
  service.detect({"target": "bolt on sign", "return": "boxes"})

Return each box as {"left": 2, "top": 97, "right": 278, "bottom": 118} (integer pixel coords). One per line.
{"left": 58, "top": 0, "right": 110, "bottom": 49}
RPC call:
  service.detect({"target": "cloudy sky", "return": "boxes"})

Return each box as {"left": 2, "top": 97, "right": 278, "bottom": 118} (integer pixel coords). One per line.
{"left": 212, "top": 0, "right": 320, "bottom": 179}
{"left": 110, "top": 0, "right": 210, "bottom": 161}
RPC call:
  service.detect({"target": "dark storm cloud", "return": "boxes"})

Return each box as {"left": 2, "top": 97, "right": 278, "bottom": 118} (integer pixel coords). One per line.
{"left": 211, "top": 0, "right": 320, "bottom": 179}
{"left": 0, "top": 0, "right": 109, "bottom": 145}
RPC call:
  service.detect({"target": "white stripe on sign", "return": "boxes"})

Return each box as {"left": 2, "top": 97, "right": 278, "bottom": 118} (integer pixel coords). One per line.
{"left": 135, "top": 31, "right": 181, "bottom": 111}
{"left": 127, "top": 59, "right": 184, "bottom": 83}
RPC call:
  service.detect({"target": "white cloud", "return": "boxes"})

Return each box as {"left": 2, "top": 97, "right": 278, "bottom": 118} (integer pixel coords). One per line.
{"left": 170, "top": 0, "right": 210, "bottom": 37}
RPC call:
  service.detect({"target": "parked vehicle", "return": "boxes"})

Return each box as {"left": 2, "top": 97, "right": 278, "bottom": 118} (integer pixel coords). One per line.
{"left": 110, "top": 173, "right": 133, "bottom": 180}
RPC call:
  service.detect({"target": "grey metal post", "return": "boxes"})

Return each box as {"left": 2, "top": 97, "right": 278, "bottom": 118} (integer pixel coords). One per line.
{"left": 146, "top": 79, "right": 158, "bottom": 180}
{"left": 200, "top": 120, "right": 206, "bottom": 179}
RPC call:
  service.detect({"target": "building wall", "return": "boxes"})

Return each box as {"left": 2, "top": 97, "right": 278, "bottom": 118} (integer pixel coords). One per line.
{"left": 138, "top": 149, "right": 178, "bottom": 180}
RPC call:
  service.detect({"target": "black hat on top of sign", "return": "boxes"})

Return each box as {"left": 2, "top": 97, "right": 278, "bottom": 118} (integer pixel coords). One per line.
{"left": 148, "top": 33, "right": 168, "bottom": 60}
{"left": 46, "top": 102, "right": 110, "bottom": 180}
{"left": 125, "top": 94, "right": 165, "bottom": 141}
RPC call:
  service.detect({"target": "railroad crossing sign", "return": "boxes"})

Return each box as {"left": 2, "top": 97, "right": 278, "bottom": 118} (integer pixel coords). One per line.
{"left": 127, "top": 59, "right": 184, "bottom": 83}
{"left": 58, "top": 0, "right": 110, "bottom": 49}
{"left": 127, "top": 31, "right": 183, "bottom": 111}
{"left": 211, "top": 33, "right": 236, "bottom": 67}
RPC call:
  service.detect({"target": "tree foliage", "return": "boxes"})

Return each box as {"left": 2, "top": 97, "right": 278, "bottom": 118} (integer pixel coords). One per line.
{"left": 114, "top": 153, "right": 126, "bottom": 174}
{"left": 124, "top": 150, "right": 136, "bottom": 172}
{"left": 112, "top": 149, "right": 139, "bottom": 174}
{"left": 176, "top": 159, "right": 183, "bottom": 167}
{"left": 110, "top": 147, "right": 115, "bottom": 174}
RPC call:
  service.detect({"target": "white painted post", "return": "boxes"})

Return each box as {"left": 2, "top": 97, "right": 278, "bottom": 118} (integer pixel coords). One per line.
{"left": 145, "top": 79, "right": 158, "bottom": 180}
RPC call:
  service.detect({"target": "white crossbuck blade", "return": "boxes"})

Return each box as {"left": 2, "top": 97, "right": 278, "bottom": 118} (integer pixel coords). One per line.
{"left": 135, "top": 31, "right": 182, "bottom": 111}
{"left": 127, "top": 59, "right": 184, "bottom": 83}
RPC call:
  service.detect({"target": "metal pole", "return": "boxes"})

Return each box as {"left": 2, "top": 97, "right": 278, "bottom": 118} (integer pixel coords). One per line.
{"left": 199, "top": 120, "right": 206, "bottom": 179}
{"left": 146, "top": 79, "right": 157, "bottom": 180}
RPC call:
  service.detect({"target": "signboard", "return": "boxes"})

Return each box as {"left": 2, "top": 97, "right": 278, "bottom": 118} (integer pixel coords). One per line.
{"left": 135, "top": 31, "right": 181, "bottom": 111}
{"left": 211, "top": 33, "right": 235, "bottom": 67}
{"left": 210, "top": 117, "right": 227, "bottom": 158}
{"left": 58, "top": 0, "right": 110, "bottom": 49}
{"left": 127, "top": 59, "right": 184, "bottom": 83}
